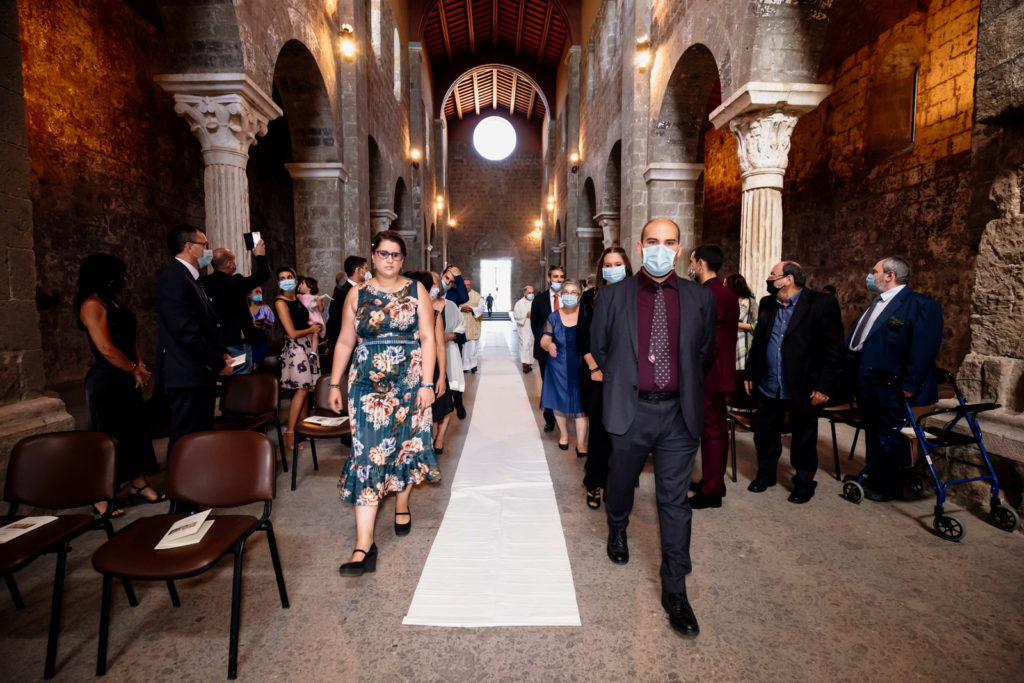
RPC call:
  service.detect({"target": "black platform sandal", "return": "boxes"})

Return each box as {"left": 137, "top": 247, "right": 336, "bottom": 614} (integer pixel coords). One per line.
{"left": 127, "top": 483, "right": 167, "bottom": 505}
{"left": 339, "top": 543, "right": 378, "bottom": 576}
{"left": 586, "top": 489, "right": 601, "bottom": 510}
{"left": 395, "top": 511, "right": 412, "bottom": 536}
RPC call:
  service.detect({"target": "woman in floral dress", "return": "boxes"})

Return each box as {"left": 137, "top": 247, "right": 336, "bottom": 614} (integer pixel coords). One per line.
{"left": 328, "top": 231, "right": 439, "bottom": 576}
{"left": 274, "top": 266, "right": 322, "bottom": 451}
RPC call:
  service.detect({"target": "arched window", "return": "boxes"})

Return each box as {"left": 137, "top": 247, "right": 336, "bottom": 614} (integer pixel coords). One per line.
{"left": 393, "top": 24, "right": 401, "bottom": 100}
{"left": 370, "top": 0, "right": 381, "bottom": 56}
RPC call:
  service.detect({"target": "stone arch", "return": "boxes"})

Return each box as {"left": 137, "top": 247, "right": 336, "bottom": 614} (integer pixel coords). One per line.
{"left": 273, "top": 40, "right": 339, "bottom": 163}
{"left": 394, "top": 177, "right": 411, "bottom": 232}
{"left": 602, "top": 141, "right": 621, "bottom": 211}
{"left": 582, "top": 177, "right": 598, "bottom": 229}
{"left": 367, "top": 136, "right": 392, "bottom": 245}
{"left": 438, "top": 64, "right": 551, "bottom": 122}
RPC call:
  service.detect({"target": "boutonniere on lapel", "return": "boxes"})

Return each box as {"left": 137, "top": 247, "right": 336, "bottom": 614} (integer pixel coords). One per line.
{"left": 887, "top": 316, "right": 909, "bottom": 328}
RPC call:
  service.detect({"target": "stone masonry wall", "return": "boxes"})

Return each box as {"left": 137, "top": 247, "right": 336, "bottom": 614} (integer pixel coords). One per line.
{"left": 781, "top": 0, "right": 981, "bottom": 371}
{"left": 700, "top": 126, "right": 742, "bottom": 276}
{"left": 19, "top": 0, "right": 206, "bottom": 386}
{"left": 445, "top": 139, "right": 543, "bottom": 297}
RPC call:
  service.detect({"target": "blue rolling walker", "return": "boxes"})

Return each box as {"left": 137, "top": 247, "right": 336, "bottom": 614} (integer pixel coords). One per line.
{"left": 841, "top": 369, "right": 1020, "bottom": 541}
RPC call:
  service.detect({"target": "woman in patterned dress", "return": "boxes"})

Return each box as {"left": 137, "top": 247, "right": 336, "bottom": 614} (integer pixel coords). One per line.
{"left": 328, "top": 231, "right": 439, "bottom": 576}
{"left": 274, "top": 266, "right": 323, "bottom": 451}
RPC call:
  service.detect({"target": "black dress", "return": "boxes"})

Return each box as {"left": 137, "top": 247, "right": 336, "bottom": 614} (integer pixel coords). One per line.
{"left": 84, "top": 300, "right": 157, "bottom": 484}
{"left": 431, "top": 308, "right": 455, "bottom": 422}
{"left": 577, "top": 288, "right": 611, "bottom": 492}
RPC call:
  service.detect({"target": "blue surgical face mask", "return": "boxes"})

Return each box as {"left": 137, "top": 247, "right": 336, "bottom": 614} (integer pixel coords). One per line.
{"left": 526, "top": 293, "right": 535, "bottom": 301}
{"left": 198, "top": 249, "right": 214, "bottom": 269}
{"left": 642, "top": 245, "right": 676, "bottom": 278}
{"left": 865, "top": 274, "right": 879, "bottom": 292}
{"left": 279, "top": 278, "right": 297, "bottom": 292}
{"left": 252, "top": 295, "right": 262, "bottom": 303}
{"left": 602, "top": 265, "right": 627, "bottom": 284}
{"left": 442, "top": 279, "right": 452, "bottom": 292}
{"left": 429, "top": 286, "right": 440, "bottom": 300}
{"left": 560, "top": 294, "right": 579, "bottom": 308}
{"left": 550, "top": 281, "right": 563, "bottom": 292}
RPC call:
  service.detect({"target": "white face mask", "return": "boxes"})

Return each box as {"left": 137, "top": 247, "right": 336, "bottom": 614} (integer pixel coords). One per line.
{"left": 362, "top": 269, "right": 372, "bottom": 282}
{"left": 429, "top": 286, "right": 440, "bottom": 300}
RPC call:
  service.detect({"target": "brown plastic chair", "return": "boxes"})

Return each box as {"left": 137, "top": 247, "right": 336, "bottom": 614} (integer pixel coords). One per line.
{"left": 725, "top": 388, "right": 792, "bottom": 482}
{"left": 91, "top": 431, "right": 288, "bottom": 680}
{"left": 291, "top": 377, "right": 352, "bottom": 491}
{"left": 214, "top": 373, "right": 287, "bottom": 473}
{"left": 255, "top": 354, "right": 282, "bottom": 379}
{"left": 1, "top": 431, "right": 134, "bottom": 679}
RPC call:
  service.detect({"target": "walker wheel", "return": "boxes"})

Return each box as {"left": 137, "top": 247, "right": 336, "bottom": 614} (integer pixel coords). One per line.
{"left": 905, "top": 473, "right": 925, "bottom": 496}
{"left": 842, "top": 480, "right": 863, "bottom": 504}
{"left": 933, "top": 514, "right": 966, "bottom": 542}
{"left": 991, "top": 505, "right": 1020, "bottom": 533}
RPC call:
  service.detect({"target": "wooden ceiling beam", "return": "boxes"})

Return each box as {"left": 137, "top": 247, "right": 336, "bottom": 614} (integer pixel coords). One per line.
{"left": 492, "top": 69, "right": 498, "bottom": 109}
{"left": 537, "top": 3, "right": 553, "bottom": 64}
{"left": 454, "top": 85, "right": 464, "bottom": 119}
{"left": 466, "top": 0, "right": 475, "bottom": 53}
{"left": 509, "top": 73, "right": 517, "bottom": 115}
{"left": 472, "top": 72, "right": 481, "bottom": 115}
{"left": 437, "top": 1, "right": 453, "bottom": 62}
{"left": 492, "top": 0, "right": 498, "bottom": 45}
{"left": 526, "top": 87, "right": 536, "bottom": 120}
{"left": 514, "top": 0, "right": 525, "bottom": 55}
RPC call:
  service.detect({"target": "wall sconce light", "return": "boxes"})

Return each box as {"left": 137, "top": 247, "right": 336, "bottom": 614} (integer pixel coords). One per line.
{"left": 534, "top": 218, "right": 542, "bottom": 229}
{"left": 435, "top": 195, "right": 444, "bottom": 208}
{"left": 448, "top": 218, "right": 456, "bottom": 228}
{"left": 569, "top": 152, "right": 579, "bottom": 173}
{"left": 635, "top": 35, "right": 652, "bottom": 72}
{"left": 339, "top": 24, "right": 356, "bottom": 61}
{"left": 546, "top": 195, "right": 555, "bottom": 212}
{"left": 410, "top": 147, "right": 421, "bottom": 168}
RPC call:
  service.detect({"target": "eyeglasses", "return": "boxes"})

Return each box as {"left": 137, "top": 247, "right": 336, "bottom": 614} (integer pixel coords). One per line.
{"left": 188, "top": 239, "right": 208, "bottom": 248}
{"left": 375, "top": 249, "right": 405, "bottom": 261}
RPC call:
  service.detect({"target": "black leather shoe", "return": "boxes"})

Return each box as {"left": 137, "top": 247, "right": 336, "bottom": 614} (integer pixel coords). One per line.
{"left": 689, "top": 480, "right": 726, "bottom": 497}
{"left": 607, "top": 527, "right": 629, "bottom": 564}
{"left": 395, "top": 511, "right": 411, "bottom": 536}
{"left": 339, "top": 543, "right": 378, "bottom": 576}
{"left": 747, "top": 474, "right": 777, "bottom": 493}
{"left": 688, "top": 490, "right": 723, "bottom": 509}
{"left": 523, "top": 364, "right": 532, "bottom": 373}
{"left": 661, "top": 591, "right": 699, "bottom": 637}
{"left": 543, "top": 421, "right": 555, "bottom": 432}
{"left": 456, "top": 405, "right": 467, "bottom": 420}
{"left": 787, "top": 487, "right": 816, "bottom": 504}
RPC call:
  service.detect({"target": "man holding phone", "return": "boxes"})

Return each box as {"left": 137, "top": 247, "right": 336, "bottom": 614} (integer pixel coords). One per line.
{"left": 201, "top": 234, "right": 270, "bottom": 374}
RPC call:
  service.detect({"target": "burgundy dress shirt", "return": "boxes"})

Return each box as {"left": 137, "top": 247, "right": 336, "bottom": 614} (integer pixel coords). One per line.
{"left": 637, "top": 270, "right": 680, "bottom": 393}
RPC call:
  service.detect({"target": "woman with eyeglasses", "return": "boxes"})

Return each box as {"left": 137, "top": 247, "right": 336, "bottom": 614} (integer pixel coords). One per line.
{"left": 328, "top": 230, "right": 439, "bottom": 576}
{"left": 274, "top": 265, "right": 323, "bottom": 451}
{"left": 539, "top": 278, "right": 589, "bottom": 457}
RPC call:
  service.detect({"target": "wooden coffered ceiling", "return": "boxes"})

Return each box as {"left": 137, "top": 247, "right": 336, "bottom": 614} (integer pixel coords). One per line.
{"left": 424, "top": 0, "right": 570, "bottom": 69}
{"left": 443, "top": 65, "right": 547, "bottom": 120}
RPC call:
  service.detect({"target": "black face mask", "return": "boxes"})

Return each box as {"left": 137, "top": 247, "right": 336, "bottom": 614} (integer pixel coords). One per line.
{"left": 766, "top": 279, "right": 777, "bottom": 296}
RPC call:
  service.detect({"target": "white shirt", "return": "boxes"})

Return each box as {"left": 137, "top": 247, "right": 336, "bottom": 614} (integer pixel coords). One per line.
{"left": 346, "top": 278, "right": 358, "bottom": 287}
{"left": 850, "top": 284, "right": 906, "bottom": 351}
{"left": 512, "top": 297, "right": 532, "bottom": 326}
{"left": 175, "top": 256, "right": 199, "bottom": 280}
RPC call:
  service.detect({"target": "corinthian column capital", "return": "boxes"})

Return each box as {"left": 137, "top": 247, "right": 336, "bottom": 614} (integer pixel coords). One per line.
{"left": 728, "top": 109, "right": 800, "bottom": 190}
{"left": 156, "top": 73, "right": 282, "bottom": 167}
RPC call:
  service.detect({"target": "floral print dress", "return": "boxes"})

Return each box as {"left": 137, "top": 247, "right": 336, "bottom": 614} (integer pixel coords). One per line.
{"left": 339, "top": 280, "right": 440, "bottom": 506}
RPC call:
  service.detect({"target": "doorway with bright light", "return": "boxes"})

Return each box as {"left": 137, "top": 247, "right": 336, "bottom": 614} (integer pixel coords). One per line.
{"left": 479, "top": 258, "right": 512, "bottom": 312}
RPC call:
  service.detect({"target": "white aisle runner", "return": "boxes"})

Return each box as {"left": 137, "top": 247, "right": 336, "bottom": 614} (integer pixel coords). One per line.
{"left": 403, "top": 322, "right": 581, "bottom": 626}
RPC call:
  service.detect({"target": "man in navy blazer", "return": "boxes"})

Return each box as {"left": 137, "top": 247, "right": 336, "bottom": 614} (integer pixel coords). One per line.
{"left": 846, "top": 256, "right": 943, "bottom": 501}
{"left": 592, "top": 218, "right": 715, "bottom": 638}
{"left": 155, "top": 225, "right": 233, "bottom": 449}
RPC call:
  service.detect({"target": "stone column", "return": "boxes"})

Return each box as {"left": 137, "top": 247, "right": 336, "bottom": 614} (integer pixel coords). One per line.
{"left": 593, "top": 211, "right": 621, "bottom": 248}
{"left": 643, "top": 162, "right": 704, "bottom": 259}
{"left": 575, "top": 226, "right": 604, "bottom": 275}
{"left": 710, "top": 82, "right": 831, "bottom": 293}
{"left": 370, "top": 209, "right": 398, "bottom": 234}
{"left": 156, "top": 74, "right": 282, "bottom": 275}
{"left": 285, "top": 162, "right": 349, "bottom": 287}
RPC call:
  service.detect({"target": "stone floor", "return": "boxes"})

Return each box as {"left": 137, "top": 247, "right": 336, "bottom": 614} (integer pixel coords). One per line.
{"left": 3, "top": 324, "right": 1024, "bottom": 681}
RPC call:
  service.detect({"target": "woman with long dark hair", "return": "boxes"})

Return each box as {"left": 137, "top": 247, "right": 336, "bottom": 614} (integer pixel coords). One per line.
{"left": 724, "top": 273, "right": 757, "bottom": 376}
{"left": 274, "top": 265, "right": 322, "bottom": 451}
{"left": 76, "top": 254, "right": 163, "bottom": 516}
{"left": 577, "top": 246, "right": 633, "bottom": 509}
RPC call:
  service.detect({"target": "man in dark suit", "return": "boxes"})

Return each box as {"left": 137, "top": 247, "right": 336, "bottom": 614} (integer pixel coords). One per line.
{"left": 202, "top": 241, "right": 270, "bottom": 374}
{"left": 687, "top": 245, "right": 739, "bottom": 509}
{"left": 591, "top": 218, "right": 715, "bottom": 638}
{"left": 745, "top": 261, "right": 844, "bottom": 503}
{"left": 155, "top": 225, "right": 232, "bottom": 449}
{"left": 531, "top": 265, "right": 566, "bottom": 432}
{"left": 846, "top": 256, "right": 942, "bottom": 501}
{"left": 325, "top": 255, "right": 368, "bottom": 354}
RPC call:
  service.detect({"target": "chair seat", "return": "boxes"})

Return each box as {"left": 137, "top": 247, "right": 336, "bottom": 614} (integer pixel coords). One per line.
{"left": 214, "top": 413, "right": 274, "bottom": 432}
{"left": 294, "top": 420, "right": 352, "bottom": 438}
{"left": 727, "top": 412, "right": 755, "bottom": 430}
{"left": 0, "top": 514, "right": 95, "bottom": 572}
{"left": 824, "top": 408, "right": 862, "bottom": 426}
{"left": 92, "top": 514, "right": 258, "bottom": 579}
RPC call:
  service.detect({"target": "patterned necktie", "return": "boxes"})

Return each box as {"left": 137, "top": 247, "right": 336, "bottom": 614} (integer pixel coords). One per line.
{"left": 196, "top": 276, "right": 208, "bottom": 300}
{"left": 553, "top": 293, "right": 560, "bottom": 311}
{"left": 850, "top": 295, "right": 883, "bottom": 350}
{"left": 650, "top": 283, "right": 670, "bottom": 388}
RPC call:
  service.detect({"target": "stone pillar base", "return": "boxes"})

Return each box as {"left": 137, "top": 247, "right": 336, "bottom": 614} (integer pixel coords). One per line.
{"left": 0, "top": 397, "right": 75, "bottom": 484}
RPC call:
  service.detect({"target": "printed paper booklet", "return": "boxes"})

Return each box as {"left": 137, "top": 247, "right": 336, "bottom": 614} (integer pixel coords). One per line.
{"left": 0, "top": 516, "right": 58, "bottom": 544}
{"left": 302, "top": 415, "right": 349, "bottom": 427}
{"left": 155, "top": 509, "right": 214, "bottom": 550}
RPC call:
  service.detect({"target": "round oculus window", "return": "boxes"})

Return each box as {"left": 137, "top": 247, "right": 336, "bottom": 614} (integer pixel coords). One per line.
{"left": 472, "top": 116, "right": 517, "bottom": 161}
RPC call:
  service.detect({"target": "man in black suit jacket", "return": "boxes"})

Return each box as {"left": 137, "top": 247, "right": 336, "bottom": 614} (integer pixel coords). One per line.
{"left": 591, "top": 218, "right": 715, "bottom": 638}
{"left": 155, "top": 225, "right": 233, "bottom": 448}
{"left": 531, "top": 265, "right": 566, "bottom": 431}
{"left": 326, "top": 255, "right": 368, "bottom": 354}
{"left": 744, "top": 261, "right": 844, "bottom": 503}
{"left": 201, "top": 241, "right": 270, "bottom": 374}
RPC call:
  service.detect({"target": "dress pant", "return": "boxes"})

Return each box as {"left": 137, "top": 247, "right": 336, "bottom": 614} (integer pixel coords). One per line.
{"left": 166, "top": 386, "right": 217, "bottom": 451}
{"left": 536, "top": 355, "right": 554, "bottom": 424}
{"left": 607, "top": 398, "right": 697, "bottom": 594}
{"left": 859, "top": 401, "right": 911, "bottom": 497}
{"left": 581, "top": 374, "right": 610, "bottom": 491}
{"left": 752, "top": 391, "right": 819, "bottom": 487}
{"left": 698, "top": 391, "right": 729, "bottom": 495}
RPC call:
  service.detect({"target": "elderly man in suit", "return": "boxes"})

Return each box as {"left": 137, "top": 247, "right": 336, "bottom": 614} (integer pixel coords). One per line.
{"left": 531, "top": 265, "right": 566, "bottom": 432}
{"left": 155, "top": 225, "right": 233, "bottom": 449}
{"left": 846, "top": 256, "right": 942, "bottom": 501}
{"left": 202, "top": 241, "right": 270, "bottom": 375}
{"left": 744, "top": 261, "right": 844, "bottom": 504}
{"left": 591, "top": 218, "right": 715, "bottom": 638}
{"left": 687, "top": 245, "right": 739, "bottom": 509}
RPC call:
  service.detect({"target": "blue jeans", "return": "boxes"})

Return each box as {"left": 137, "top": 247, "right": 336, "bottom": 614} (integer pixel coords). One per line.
{"left": 226, "top": 344, "right": 252, "bottom": 375}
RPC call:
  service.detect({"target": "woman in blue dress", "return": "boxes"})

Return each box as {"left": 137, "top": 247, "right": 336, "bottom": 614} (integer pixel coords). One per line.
{"left": 328, "top": 231, "right": 439, "bottom": 577}
{"left": 540, "top": 279, "right": 589, "bottom": 456}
